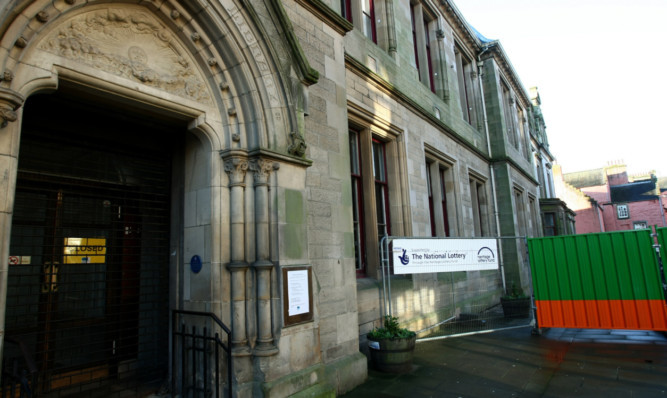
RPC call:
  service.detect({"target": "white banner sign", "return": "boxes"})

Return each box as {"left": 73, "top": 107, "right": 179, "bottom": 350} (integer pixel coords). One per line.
{"left": 392, "top": 238, "right": 498, "bottom": 274}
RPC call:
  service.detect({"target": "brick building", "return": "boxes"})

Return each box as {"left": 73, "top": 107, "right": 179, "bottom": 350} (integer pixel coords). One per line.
{"left": 0, "top": 0, "right": 564, "bottom": 396}
{"left": 557, "top": 164, "right": 667, "bottom": 233}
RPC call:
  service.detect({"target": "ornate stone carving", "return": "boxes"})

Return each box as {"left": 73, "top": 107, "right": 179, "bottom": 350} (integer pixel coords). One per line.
{"left": 0, "top": 106, "right": 17, "bottom": 127}
{"left": 2, "top": 71, "right": 14, "bottom": 82}
{"left": 15, "top": 36, "right": 27, "bottom": 48}
{"left": 0, "top": 88, "right": 25, "bottom": 128}
{"left": 37, "top": 11, "right": 50, "bottom": 23}
{"left": 250, "top": 158, "right": 275, "bottom": 186}
{"left": 39, "top": 8, "right": 212, "bottom": 104}
{"left": 288, "top": 131, "right": 307, "bottom": 157}
{"left": 224, "top": 157, "right": 248, "bottom": 186}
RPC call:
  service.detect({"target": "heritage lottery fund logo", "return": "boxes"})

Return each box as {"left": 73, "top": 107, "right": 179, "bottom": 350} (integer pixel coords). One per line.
{"left": 392, "top": 238, "right": 499, "bottom": 274}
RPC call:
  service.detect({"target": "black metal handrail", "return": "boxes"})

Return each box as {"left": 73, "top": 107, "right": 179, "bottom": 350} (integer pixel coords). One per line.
{"left": 1, "top": 337, "right": 38, "bottom": 398}
{"left": 172, "top": 310, "right": 232, "bottom": 398}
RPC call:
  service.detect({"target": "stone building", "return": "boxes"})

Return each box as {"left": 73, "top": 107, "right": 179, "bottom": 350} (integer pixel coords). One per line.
{"left": 0, "top": 0, "right": 559, "bottom": 397}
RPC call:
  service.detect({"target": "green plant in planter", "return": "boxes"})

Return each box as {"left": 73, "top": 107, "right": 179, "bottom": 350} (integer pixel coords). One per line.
{"left": 367, "top": 315, "right": 416, "bottom": 374}
{"left": 500, "top": 283, "right": 531, "bottom": 318}
{"left": 367, "top": 315, "right": 416, "bottom": 340}
{"left": 503, "top": 282, "right": 528, "bottom": 300}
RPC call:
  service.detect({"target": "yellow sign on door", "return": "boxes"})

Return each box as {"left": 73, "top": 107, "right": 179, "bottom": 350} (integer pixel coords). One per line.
{"left": 64, "top": 238, "right": 107, "bottom": 264}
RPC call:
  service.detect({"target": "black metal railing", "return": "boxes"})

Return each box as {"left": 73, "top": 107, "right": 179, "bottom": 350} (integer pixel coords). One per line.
{"left": 1, "top": 337, "right": 38, "bottom": 398}
{"left": 172, "top": 310, "right": 232, "bottom": 398}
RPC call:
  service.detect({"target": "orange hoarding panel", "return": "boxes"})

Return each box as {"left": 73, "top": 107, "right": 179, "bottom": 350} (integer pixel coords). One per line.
{"left": 535, "top": 300, "right": 667, "bottom": 331}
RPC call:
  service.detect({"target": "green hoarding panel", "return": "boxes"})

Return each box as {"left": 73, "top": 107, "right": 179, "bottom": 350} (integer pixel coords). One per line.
{"left": 528, "top": 230, "right": 662, "bottom": 301}
{"left": 657, "top": 228, "right": 667, "bottom": 283}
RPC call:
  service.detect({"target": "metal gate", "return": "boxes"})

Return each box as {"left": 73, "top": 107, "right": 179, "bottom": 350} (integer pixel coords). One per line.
{"left": 528, "top": 228, "right": 667, "bottom": 331}
{"left": 2, "top": 92, "right": 174, "bottom": 397}
{"left": 379, "top": 236, "right": 535, "bottom": 342}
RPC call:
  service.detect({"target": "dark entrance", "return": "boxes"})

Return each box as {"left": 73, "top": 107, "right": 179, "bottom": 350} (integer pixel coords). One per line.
{"left": 5, "top": 89, "right": 183, "bottom": 396}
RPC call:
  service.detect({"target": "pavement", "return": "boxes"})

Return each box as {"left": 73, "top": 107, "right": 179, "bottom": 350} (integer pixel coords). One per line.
{"left": 341, "top": 327, "right": 667, "bottom": 398}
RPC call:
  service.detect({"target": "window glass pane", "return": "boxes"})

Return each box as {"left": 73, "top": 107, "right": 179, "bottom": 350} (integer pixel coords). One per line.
{"left": 349, "top": 131, "right": 359, "bottom": 174}
{"left": 375, "top": 183, "right": 387, "bottom": 237}
{"left": 372, "top": 140, "right": 386, "bottom": 182}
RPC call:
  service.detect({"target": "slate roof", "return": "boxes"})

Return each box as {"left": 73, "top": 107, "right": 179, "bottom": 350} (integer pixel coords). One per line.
{"left": 610, "top": 179, "right": 660, "bottom": 202}
{"left": 563, "top": 168, "right": 606, "bottom": 188}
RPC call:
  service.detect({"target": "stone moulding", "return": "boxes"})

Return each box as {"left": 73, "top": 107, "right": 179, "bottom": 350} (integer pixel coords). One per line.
{"left": 37, "top": 7, "right": 213, "bottom": 104}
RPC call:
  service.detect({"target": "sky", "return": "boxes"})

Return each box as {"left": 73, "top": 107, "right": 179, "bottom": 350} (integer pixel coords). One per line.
{"left": 453, "top": 0, "right": 667, "bottom": 177}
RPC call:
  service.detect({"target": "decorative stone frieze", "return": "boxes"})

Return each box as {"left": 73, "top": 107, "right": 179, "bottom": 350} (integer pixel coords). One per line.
{"left": 38, "top": 7, "right": 212, "bottom": 103}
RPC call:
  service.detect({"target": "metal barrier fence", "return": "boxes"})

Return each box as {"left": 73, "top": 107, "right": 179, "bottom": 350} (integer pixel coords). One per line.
{"left": 379, "top": 236, "right": 535, "bottom": 342}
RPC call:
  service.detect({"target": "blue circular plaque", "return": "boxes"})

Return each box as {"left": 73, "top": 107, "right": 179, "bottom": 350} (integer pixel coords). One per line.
{"left": 190, "top": 255, "right": 202, "bottom": 274}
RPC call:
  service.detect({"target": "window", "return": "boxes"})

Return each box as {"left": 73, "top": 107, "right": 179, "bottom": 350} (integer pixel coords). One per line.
{"left": 528, "top": 196, "right": 539, "bottom": 237}
{"left": 340, "top": 0, "right": 377, "bottom": 43}
{"left": 514, "top": 188, "right": 526, "bottom": 236}
{"left": 455, "top": 45, "right": 478, "bottom": 125}
{"left": 362, "top": 0, "right": 376, "bottom": 42}
{"left": 516, "top": 105, "right": 526, "bottom": 158}
{"left": 469, "top": 176, "right": 488, "bottom": 237}
{"left": 617, "top": 204, "right": 629, "bottom": 219}
{"left": 543, "top": 212, "right": 556, "bottom": 236}
{"left": 634, "top": 221, "right": 648, "bottom": 230}
{"left": 501, "top": 82, "right": 518, "bottom": 149}
{"left": 426, "top": 159, "right": 453, "bottom": 237}
{"left": 373, "top": 139, "right": 391, "bottom": 240}
{"left": 411, "top": 3, "right": 435, "bottom": 92}
{"left": 341, "top": 0, "right": 352, "bottom": 22}
{"left": 348, "top": 117, "right": 403, "bottom": 278}
{"left": 349, "top": 130, "right": 365, "bottom": 273}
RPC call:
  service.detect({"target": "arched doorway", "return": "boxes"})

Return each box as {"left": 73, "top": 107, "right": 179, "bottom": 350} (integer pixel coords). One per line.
{"left": 5, "top": 86, "right": 186, "bottom": 396}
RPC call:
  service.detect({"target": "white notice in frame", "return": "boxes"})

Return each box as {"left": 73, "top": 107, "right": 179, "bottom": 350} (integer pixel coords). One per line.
{"left": 287, "top": 270, "right": 309, "bottom": 316}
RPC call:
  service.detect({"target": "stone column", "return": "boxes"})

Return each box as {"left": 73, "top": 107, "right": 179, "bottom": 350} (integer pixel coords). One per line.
{"left": 223, "top": 155, "right": 251, "bottom": 356}
{"left": 250, "top": 158, "right": 279, "bottom": 355}
{"left": 0, "top": 87, "right": 25, "bottom": 378}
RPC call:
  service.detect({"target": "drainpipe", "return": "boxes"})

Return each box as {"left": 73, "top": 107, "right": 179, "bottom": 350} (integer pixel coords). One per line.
{"left": 476, "top": 49, "right": 506, "bottom": 293}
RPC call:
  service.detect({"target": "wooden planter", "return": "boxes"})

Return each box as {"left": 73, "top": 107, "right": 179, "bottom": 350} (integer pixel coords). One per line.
{"left": 368, "top": 335, "right": 416, "bottom": 373}
{"left": 500, "top": 297, "right": 531, "bottom": 318}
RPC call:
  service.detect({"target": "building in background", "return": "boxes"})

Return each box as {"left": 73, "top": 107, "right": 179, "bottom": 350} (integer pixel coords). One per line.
{"left": 0, "top": 0, "right": 566, "bottom": 396}
{"left": 529, "top": 89, "right": 575, "bottom": 237}
{"left": 556, "top": 163, "right": 667, "bottom": 233}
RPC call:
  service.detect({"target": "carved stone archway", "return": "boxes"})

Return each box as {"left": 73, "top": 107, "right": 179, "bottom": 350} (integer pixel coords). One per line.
{"left": 0, "top": 0, "right": 314, "bottom": 394}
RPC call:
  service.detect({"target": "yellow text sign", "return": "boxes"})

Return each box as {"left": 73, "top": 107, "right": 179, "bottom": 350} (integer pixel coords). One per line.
{"left": 64, "top": 238, "right": 106, "bottom": 264}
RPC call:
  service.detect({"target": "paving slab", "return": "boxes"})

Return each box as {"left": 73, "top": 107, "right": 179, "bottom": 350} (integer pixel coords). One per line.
{"left": 341, "top": 327, "right": 667, "bottom": 397}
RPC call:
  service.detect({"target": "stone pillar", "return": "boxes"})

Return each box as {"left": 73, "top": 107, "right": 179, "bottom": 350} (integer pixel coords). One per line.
{"left": 250, "top": 158, "right": 279, "bottom": 355}
{"left": 0, "top": 87, "right": 25, "bottom": 378}
{"left": 223, "top": 154, "right": 251, "bottom": 356}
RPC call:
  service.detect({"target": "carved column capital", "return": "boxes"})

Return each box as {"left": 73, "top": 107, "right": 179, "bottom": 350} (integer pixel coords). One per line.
{"left": 223, "top": 156, "right": 249, "bottom": 187}
{"left": 250, "top": 158, "right": 278, "bottom": 186}
{"left": 0, "top": 88, "right": 25, "bottom": 128}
